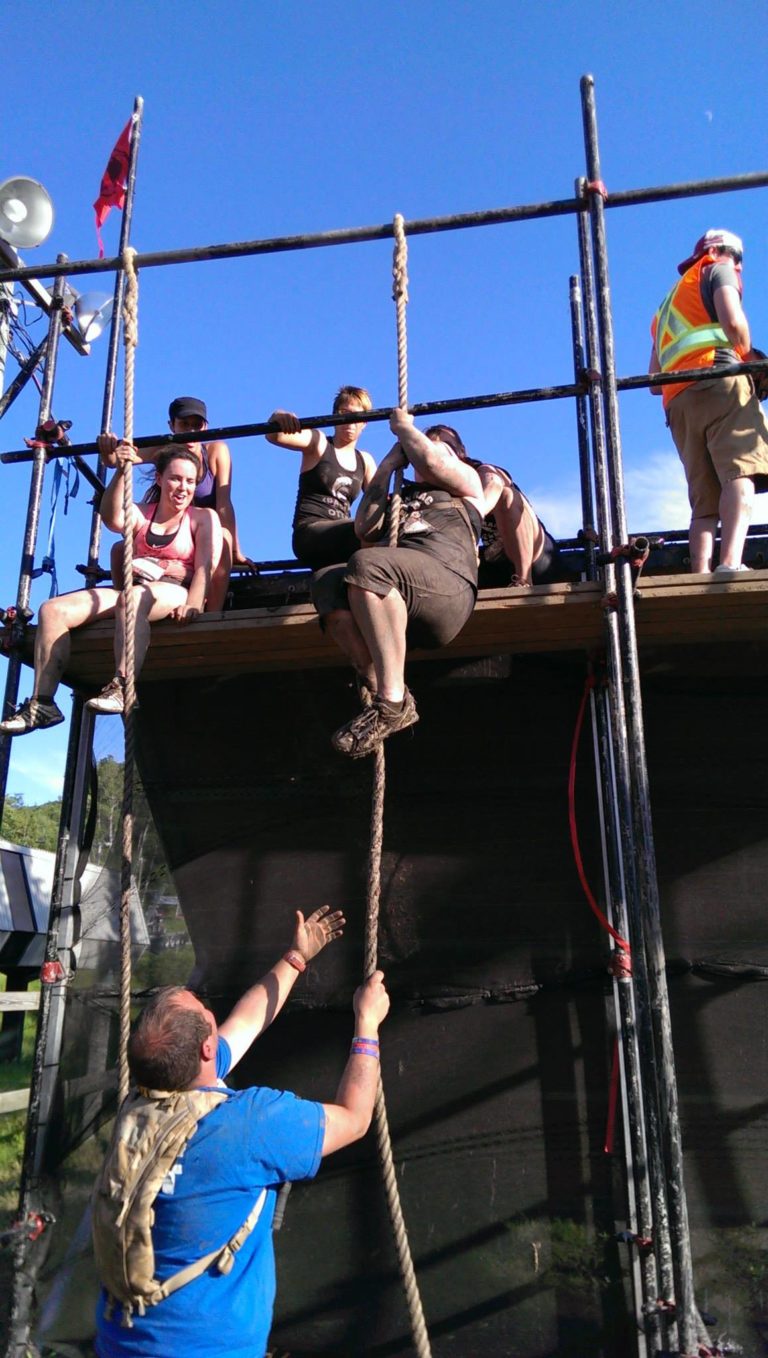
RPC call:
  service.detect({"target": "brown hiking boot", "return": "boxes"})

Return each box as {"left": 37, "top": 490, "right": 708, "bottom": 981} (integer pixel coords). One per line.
{"left": 332, "top": 689, "right": 419, "bottom": 759}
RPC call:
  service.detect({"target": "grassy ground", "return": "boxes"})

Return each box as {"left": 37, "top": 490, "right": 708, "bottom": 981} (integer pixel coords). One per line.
{"left": 0, "top": 978, "right": 36, "bottom": 1344}
{"left": 0, "top": 985, "right": 35, "bottom": 1214}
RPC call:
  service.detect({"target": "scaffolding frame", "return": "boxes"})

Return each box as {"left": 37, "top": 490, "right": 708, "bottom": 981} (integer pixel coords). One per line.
{"left": 1, "top": 73, "right": 766, "bottom": 1358}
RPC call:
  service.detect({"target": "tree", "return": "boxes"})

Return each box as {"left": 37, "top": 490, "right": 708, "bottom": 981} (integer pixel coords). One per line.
{"left": 2, "top": 759, "right": 172, "bottom": 905}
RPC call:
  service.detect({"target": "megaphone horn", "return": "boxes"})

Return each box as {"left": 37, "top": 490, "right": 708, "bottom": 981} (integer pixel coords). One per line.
{"left": 0, "top": 177, "right": 54, "bottom": 249}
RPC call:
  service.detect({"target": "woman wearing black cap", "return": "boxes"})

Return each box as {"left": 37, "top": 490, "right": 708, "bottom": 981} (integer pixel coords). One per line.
{"left": 99, "top": 396, "right": 254, "bottom": 609}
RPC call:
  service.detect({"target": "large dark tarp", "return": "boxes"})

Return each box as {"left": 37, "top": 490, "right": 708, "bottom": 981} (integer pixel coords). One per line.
{"left": 32, "top": 650, "right": 768, "bottom": 1356}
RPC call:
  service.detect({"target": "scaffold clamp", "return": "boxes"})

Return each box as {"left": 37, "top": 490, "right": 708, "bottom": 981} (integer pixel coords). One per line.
{"left": 614, "top": 1228, "right": 652, "bottom": 1250}
{"left": 0, "top": 1212, "right": 55, "bottom": 1249}
{"left": 40, "top": 959, "right": 66, "bottom": 985}
{"left": 24, "top": 418, "right": 73, "bottom": 453}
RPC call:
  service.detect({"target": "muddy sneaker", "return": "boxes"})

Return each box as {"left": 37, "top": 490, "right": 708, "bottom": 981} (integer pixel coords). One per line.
{"left": 332, "top": 689, "right": 419, "bottom": 758}
{"left": 0, "top": 696, "right": 65, "bottom": 736}
{"left": 86, "top": 676, "right": 126, "bottom": 715}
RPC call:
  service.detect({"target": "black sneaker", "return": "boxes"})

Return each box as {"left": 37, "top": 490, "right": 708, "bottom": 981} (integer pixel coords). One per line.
{"left": 0, "top": 696, "right": 65, "bottom": 736}
{"left": 332, "top": 689, "right": 419, "bottom": 758}
{"left": 86, "top": 676, "right": 126, "bottom": 715}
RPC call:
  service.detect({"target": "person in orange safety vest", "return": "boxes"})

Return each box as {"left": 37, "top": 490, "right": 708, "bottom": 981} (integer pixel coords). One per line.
{"left": 649, "top": 228, "right": 768, "bottom": 575}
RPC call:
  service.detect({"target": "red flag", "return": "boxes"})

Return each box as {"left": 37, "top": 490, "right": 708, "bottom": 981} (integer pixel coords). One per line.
{"left": 93, "top": 118, "right": 132, "bottom": 257}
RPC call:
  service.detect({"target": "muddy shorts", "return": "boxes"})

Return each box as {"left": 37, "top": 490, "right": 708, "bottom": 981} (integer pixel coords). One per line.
{"left": 667, "top": 374, "right": 768, "bottom": 518}
{"left": 311, "top": 546, "right": 477, "bottom": 649}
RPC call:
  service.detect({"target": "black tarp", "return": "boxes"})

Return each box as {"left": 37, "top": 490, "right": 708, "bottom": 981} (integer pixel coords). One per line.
{"left": 31, "top": 649, "right": 768, "bottom": 1356}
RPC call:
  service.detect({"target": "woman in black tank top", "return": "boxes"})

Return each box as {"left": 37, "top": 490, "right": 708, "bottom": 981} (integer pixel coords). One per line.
{"left": 265, "top": 385, "right": 377, "bottom": 569}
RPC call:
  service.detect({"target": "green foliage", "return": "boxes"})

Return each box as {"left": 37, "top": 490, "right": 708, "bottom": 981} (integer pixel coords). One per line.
{"left": 2, "top": 793, "right": 61, "bottom": 853}
{"left": 3, "top": 757, "right": 173, "bottom": 905}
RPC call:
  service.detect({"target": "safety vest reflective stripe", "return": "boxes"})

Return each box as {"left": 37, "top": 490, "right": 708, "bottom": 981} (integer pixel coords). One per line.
{"left": 653, "top": 256, "right": 731, "bottom": 376}
{"left": 658, "top": 321, "right": 732, "bottom": 371}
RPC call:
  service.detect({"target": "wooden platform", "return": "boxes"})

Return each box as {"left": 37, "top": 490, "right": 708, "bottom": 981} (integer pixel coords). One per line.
{"left": 49, "top": 569, "right": 768, "bottom": 688}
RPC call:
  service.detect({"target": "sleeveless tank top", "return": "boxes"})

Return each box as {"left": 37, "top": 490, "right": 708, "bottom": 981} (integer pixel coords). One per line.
{"left": 133, "top": 503, "right": 196, "bottom": 586}
{"left": 293, "top": 443, "right": 366, "bottom": 530}
{"left": 397, "top": 481, "right": 482, "bottom": 587}
{"left": 193, "top": 449, "right": 217, "bottom": 509}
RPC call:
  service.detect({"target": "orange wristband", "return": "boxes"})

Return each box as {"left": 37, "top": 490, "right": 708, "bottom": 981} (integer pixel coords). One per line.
{"left": 284, "top": 950, "right": 306, "bottom": 973}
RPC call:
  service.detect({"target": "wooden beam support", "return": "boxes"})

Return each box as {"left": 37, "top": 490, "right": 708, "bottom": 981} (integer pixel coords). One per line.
{"left": 39, "top": 569, "right": 768, "bottom": 689}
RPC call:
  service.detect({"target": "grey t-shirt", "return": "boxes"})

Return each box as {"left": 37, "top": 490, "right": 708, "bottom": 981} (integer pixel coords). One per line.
{"left": 700, "top": 258, "right": 740, "bottom": 365}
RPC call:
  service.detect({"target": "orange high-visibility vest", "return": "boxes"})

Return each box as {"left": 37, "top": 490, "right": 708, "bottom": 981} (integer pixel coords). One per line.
{"left": 651, "top": 253, "right": 744, "bottom": 409}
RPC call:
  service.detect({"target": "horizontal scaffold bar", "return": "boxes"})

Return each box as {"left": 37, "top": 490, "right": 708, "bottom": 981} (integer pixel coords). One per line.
{"left": 1, "top": 169, "right": 766, "bottom": 286}
{"left": 3, "top": 360, "right": 766, "bottom": 466}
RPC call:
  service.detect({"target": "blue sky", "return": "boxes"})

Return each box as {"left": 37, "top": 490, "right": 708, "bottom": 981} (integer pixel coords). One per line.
{"left": 2, "top": 0, "right": 767, "bottom": 806}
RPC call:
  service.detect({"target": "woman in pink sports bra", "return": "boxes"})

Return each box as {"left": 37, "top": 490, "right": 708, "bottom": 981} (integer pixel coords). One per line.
{"left": 0, "top": 447, "right": 223, "bottom": 735}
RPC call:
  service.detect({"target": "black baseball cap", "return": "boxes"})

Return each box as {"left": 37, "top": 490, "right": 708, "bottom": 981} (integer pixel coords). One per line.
{"left": 168, "top": 396, "right": 207, "bottom": 422}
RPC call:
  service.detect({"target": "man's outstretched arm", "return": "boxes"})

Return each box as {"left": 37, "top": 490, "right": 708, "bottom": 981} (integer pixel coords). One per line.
{"left": 219, "top": 905, "right": 345, "bottom": 1070}
{"left": 321, "top": 971, "right": 390, "bottom": 1155}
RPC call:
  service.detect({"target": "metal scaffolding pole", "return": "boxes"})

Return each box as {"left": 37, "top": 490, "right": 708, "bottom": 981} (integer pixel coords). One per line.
{"left": 0, "top": 163, "right": 766, "bottom": 287}
{"left": 4, "top": 698, "right": 96, "bottom": 1358}
{"left": 0, "top": 260, "right": 68, "bottom": 828}
{"left": 4, "top": 101, "right": 145, "bottom": 1358}
{"left": 580, "top": 73, "right": 699, "bottom": 1356}
{"left": 86, "top": 95, "right": 144, "bottom": 578}
{"left": 575, "top": 194, "right": 673, "bottom": 1353}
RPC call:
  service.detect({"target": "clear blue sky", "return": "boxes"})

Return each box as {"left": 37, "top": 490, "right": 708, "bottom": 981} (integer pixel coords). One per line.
{"left": 2, "top": 0, "right": 767, "bottom": 805}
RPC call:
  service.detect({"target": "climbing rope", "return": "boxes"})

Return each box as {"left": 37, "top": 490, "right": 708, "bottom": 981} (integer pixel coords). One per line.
{"left": 118, "top": 247, "right": 139, "bottom": 1105}
{"left": 360, "top": 216, "right": 431, "bottom": 1357}
{"left": 389, "top": 213, "right": 409, "bottom": 544}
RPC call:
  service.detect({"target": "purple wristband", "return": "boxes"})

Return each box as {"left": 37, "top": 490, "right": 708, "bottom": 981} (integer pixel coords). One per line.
{"left": 351, "top": 1039, "right": 380, "bottom": 1058}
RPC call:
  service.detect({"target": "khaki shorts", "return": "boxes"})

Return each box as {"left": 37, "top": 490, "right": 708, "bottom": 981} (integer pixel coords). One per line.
{"left": 667, "top": 374, "right": 768, "bottom": 518}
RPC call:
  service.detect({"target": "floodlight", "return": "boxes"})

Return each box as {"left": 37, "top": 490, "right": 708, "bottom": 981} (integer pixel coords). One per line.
{"left": 73, "top": 292, "right": 114, "bottom": 343}
{"left": 0, "top": 177, "right": 54, "bottom": 249}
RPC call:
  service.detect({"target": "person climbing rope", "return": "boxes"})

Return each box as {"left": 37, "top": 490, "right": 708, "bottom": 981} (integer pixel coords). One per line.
{"left": 0, "top": 444, "right": 222, "bottom": 732}
{"left": 92, "top": 903, "right": 389, "bottom": 1358}
{"left": 424, "top": 424, "right": 567, "bottom": 588}
{"left": 311, "top": 407, "right": 484, "bottom": 758}
{"left": 264, "top": 385, "right": 378, "bottom": 569}
{"left": 99, "top": 395, "right": 254, "bottom": 610}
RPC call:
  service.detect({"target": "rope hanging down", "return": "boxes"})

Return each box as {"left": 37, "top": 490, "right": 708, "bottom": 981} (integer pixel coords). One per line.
{"left": 363, "top": 215, "right": 431, "bottom": 1358}
{"left": 118, "top": 247, "right": 139, "bottom": 1105}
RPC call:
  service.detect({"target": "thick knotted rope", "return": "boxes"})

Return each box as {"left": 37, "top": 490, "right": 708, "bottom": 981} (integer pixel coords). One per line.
{"left": 118, "top": 247, "right": 139, "bottom": 1105}
{"left": 389, "top": 213, "right": 409, "bottom": 545}
{"left": 362, "top": 215, "right": 431, "bottom": 1357}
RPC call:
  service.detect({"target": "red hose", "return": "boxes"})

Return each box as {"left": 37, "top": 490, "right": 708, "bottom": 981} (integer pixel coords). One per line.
{"left": 568, "top": 674, "right": 631, "bottom": 953}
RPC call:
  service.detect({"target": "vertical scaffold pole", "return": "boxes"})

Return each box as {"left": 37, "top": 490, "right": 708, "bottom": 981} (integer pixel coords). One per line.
{"left": 580, "top": 73, "right": 700, "bottom": 1357}
{"left": 575, "top": 202, "right": 670, "bottom": 1351}
{"left": 86, "top": 96, "right": 145, "bottom": 578}
{"left": 5, "top": 696, "right": 93, "bottom": 1358}
{"left": 568, "top": 274, "right": 597, "bottom": 581}
{"left": 0, "top": 259, "right": 68, "bottom": 826}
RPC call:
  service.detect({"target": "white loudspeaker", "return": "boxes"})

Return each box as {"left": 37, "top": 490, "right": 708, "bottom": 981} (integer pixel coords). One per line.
{"left": 73, "top": 293, "right": 114, "bottom": 343}
{"left": 0, "top": 177, "right": 54, "bottom": 249}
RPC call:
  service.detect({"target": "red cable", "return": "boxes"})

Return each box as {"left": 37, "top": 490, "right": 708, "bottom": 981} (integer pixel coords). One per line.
{"left": 568, "top": 674, "right": 631, "bottom": 952}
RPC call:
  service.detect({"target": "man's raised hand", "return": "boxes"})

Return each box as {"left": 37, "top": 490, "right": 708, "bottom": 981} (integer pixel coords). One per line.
{"left": 294, "top": 905, "right": 345, "bottom": 962}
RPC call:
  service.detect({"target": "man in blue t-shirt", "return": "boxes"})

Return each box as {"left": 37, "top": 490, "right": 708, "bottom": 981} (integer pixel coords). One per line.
{"left": 94, "top": 906, "right": 390, "bottom": 1358}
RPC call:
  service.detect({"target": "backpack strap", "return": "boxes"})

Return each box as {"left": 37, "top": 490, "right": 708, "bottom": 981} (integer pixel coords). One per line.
{"left": 144, "top": 1186, "right": 268, "bottom": 1305}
